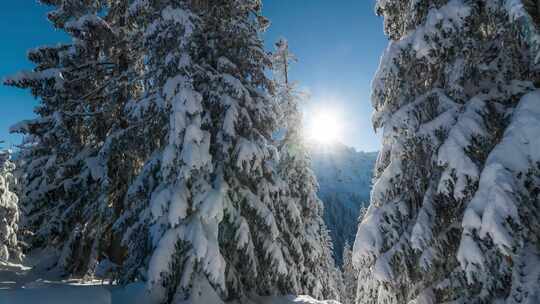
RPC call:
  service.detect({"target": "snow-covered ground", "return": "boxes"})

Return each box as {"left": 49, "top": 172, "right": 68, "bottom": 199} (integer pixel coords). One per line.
{"left": 0, "top": 262, "right": 340, "bottom": 304}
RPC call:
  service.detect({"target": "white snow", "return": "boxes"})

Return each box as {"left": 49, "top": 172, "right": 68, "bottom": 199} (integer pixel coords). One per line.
{"left": 0, "top": 152, "right": 21, "bottom": 263}
{"left": 235, "top": 138, "right": 265, "bottom": 173}
{"left": 168, "top": 183, "right": 190, "bottom": 226}
{"left": 240, "top": 189, "right": 279, "bottom": 238}
{"left": 410, "top": 0, "right": 471, "bottom": 59}
{"left": 459, "top": 90, "right": 540, "bottom": 276}
{"left": 373, "top": 254, "right": 393, "bottom": 282}
{"left": 223, "top": 106, "right": 238, "bottom": 137}
{"left": 407, "top": 288, "right": 435, "bottom": 304}
{"left": 352, "top": 204, "right": 384, "bottom": 263}
{"left": 235, "top": 218, "right": 251, "bottom": 249}
{"left": 250, "top": 296, "right": 341, "bottom": 304}
{"left": 0, "top": 284, "right": 112, "bottom": 304}
{"left": 504, "top": 0, "right": 540, "bottom": 65}
{"left": 507, "top": 245, "right": 540, "bottom": 304}
{"left": 437, "top": 97, "right": 486, "bottom": 198}
{"left": 456, "top": 234, "right": 485, "bottom": 283}
{"left": 146, "top": 227, "right": 182, "bottom": 301}
{"left": 64, "top": 14, "right": 111, "bottom": 34}
{"left": 86, "top": 157, "right": 106, "bottom": 181}
{"left": 410, "top": 187, "right": 436, "bottom": 254}
{"left": 197, "top": 180, "right": 228, "bottom": 221}
{"left": 4, "top": 68, "right": 61, "bottom": 85}
{"left": 161, "top": 6, "right": 194, "bottom": 36}
{"left": 143, "top": 6, "right": 194, "bottom": 38}
{"left": 181, "top": 125, "right": 212, "bottom": 172}
{"left": 372, "top": 0, "right": 470, "bottom": 125}
{"left": 0, "top": 262, "right": 340, "bottom": 304}
{"left": 222, "top": 74, "right": 247, "bottom": 97}
{"left": 505, "top": 0, "right": 527, "bottom": 20}
{"left": 150, "top": 187, "right": 171, "bottom": 220}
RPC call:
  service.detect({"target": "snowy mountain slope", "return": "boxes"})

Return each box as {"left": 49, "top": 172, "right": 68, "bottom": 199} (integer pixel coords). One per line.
{"left": 309, "top": 143, "right": 377, "bottom": 265}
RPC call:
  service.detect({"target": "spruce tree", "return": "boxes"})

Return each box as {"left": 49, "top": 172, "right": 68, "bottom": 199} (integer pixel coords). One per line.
{"left": 341, "top": 242, "right": 358, "bottom": 304}
{"left": 354, "top": 1, "right": 540, "bottom": 303}
{"left": 0, "top": 149, "right": 22, "bottom": 263}
{"left": 113, "top": 1, "right": 339, "bottom": 303}
{"left": 5, "top": 0, "right": 136, "bottom": 276}
{"left": 272, "top": 38, "right": 342, "bottom": 301}
{"left": 6, "top": 1, "right": 353, "bottom": 302}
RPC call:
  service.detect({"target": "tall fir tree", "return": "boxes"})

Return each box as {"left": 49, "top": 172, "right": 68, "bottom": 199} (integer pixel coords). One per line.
{"left": 6, "top": 1, "right": 351, "bottom": 302}
{"left": 5, "top": 0, "right": 137, "bottom": 276}
{"left": 113, "top": 1, "right": 339, "bottom": 303}
{"left": 341, "top": 242, "right": 358, "bottom": 304}
{"left": 272, "top": 38, "right": 342, "bottom": 300}
{"left": 0, "top": 149, "right": 22, "bottom": 263}
{"left": 354, "top": 0, "right": 540, "bottom": 303}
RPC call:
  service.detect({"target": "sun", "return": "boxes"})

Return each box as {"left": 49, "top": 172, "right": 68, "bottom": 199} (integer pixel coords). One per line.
{"left": 306, "top": 108, "right": 343, "bottom": 144}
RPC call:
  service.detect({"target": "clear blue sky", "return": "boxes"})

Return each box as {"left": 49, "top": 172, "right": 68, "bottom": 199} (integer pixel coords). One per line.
{"left": 0, "top": 1, "right": 386, "bottom": 152}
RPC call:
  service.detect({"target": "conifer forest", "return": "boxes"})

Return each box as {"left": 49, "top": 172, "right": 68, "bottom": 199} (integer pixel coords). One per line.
{"left": 0, "top": 1, "right": 539, "bottom": 303}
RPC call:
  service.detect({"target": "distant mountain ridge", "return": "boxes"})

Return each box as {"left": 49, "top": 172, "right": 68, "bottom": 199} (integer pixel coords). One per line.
{"left": 308, "top": 143, "right": 377, "bottom": 265}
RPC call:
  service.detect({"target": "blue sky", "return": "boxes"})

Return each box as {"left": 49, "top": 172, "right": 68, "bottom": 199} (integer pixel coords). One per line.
{"left": 0, "top": 2, "right": 68, "bottom": 149}
{"left": 0, "top": 1, "right": 386, "bottom": 152}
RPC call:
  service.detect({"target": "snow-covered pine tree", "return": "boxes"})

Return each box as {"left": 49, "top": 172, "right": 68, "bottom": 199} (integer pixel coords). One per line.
{"left": 114, "top": 1, "right": 339, "bottom": 303}
{"left": 272, "top": 38, "right": 342, "bottom": 301}
{"left": 341, "top": 242, "right": 358, "bottom": 304}
{"left": 0, "top": 149, "right": 22, "bottom": 263}
{"left": 5, "top": 0, "right": 137, "bottom": 276}
{"left": 354, "top": 1, "right": 540, "bottom": 303}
